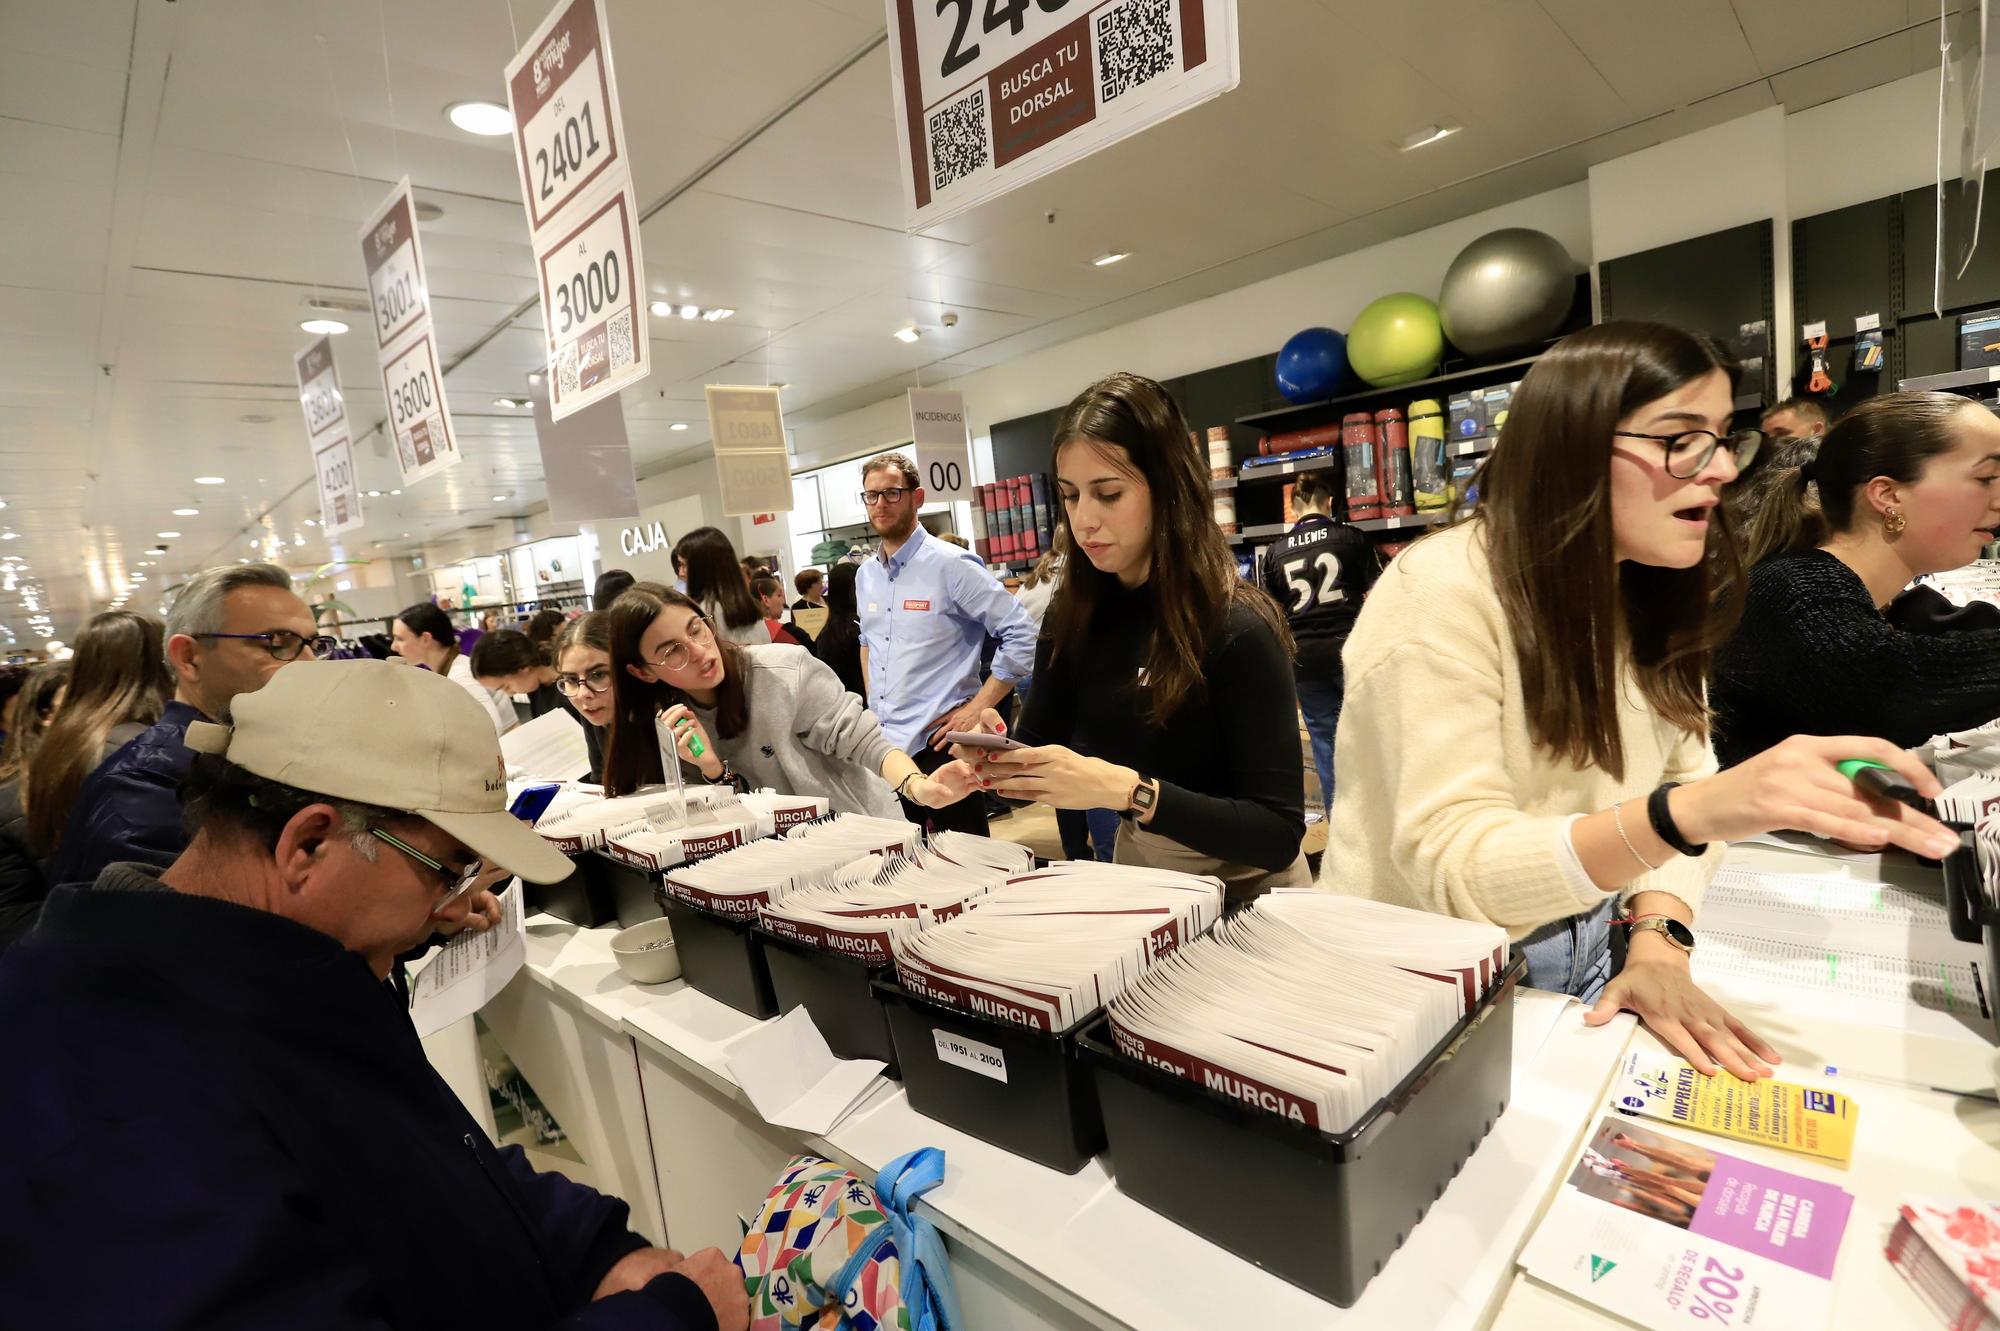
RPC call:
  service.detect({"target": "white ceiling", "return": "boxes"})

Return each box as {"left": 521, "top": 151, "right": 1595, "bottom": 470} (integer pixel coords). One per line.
{"left": 0, "top": 0, "right": 1951, "bottom": 645}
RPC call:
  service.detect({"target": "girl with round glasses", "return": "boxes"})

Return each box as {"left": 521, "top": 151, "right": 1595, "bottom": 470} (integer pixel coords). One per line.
{"left": 1319, "top": 321, "right": 1955, "bottom": 1082}
{"left": 1716, "top": 390, "right": 2000, "bottom": 764}
{"left": 599, "top": 586, "right": 978, "bottom": 817}
{"left": 549, "top": 612, "right": 614, "bottom": 782}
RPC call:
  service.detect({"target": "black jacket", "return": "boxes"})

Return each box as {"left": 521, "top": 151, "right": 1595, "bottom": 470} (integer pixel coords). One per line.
{"left": 1714, "top": 549, "right": 2000, "bottom": 766}
{"left": 0, "top": 866, "right": 717, "bottom": 1331}
{"left": 46, "top": 699, "right": 205, "bottom": 887}
{"left": 0, "top": 776, "right": 42, "bottom": 951}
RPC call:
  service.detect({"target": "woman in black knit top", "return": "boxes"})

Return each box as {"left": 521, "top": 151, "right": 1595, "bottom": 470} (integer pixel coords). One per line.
{"left": 945, "top": 372, "right": 1307, "bottom": 903}
{"left": 1714, "top": 391, "right": 2000, "bottom": 766}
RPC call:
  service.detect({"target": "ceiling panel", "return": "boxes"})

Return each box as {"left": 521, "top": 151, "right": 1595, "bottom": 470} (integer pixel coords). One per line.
{"left": 1540, "top": 0, "right": 1761, "bottom": 119}
{"left": 1731, "top": 0, "right": 1915, "bottom": 71}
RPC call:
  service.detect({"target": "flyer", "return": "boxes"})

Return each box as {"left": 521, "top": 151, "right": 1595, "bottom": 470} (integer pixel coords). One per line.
{"left": 1612, "top": 1049, "right": 1859, "bottom": 1165}
{"left": 1519, "top": 1116, "right": 1853, "bottom": 1330}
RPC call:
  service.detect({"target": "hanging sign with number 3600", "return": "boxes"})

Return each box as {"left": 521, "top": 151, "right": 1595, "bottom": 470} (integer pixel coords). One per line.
{"left": 506, "top": 0, "right": 650, "bottom": 421}
{"left": 357, "top": 177, "right": 461, "bottom": 486}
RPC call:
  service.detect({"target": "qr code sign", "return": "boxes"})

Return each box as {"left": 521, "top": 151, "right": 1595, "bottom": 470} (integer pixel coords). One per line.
{"left": 608, "top": 309, "right": 634, "bottom": 370}
{"left": 928, "top": 86, "right": 989, "bottom": 193}
{"left": 1096, "top": 0, "right": 1176, "bottom": 103}
{"left": 556, "top": 341, "right": 580, "bottom": 399}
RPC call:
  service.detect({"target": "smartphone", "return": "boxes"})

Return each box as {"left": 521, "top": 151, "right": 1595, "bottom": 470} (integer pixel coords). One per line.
{"left": 943, "top": 730, "right": 1027, "bottom": 752}
{"left": 508, "top": 783, "right": 562, "bottom": 824}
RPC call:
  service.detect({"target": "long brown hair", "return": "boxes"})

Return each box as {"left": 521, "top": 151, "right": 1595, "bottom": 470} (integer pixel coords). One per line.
{"left": 1741, "top": 390, "right": 1976, "bottom": 568}
{"left": 26, "top": 612, "right": 172, "bottom": 855}
{"left": 0, "top": 660, "right": 70, "bottom": 784}
{"left": 674, "top": 526, "right": 763, "bottom": 631}
{"left": 1044, "top": 373, "right": 1292, "bottom": 725}
{"left": 1479, "top": 320, "right": 1742, "bottom": 779}
{"left": 600, "top": 586, "right": 752, "bottom": 796}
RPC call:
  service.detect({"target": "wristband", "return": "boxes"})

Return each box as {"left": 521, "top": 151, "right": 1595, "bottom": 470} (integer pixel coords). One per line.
{"left": 1646, "top": 781, "right": 1707, "bottom": 857}
{"left": 894, "top": 772, "right": 921, "bottom": 801}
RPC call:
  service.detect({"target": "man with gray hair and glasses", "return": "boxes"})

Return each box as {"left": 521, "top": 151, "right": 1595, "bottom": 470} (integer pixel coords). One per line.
{"left": 47, "top": 562, "right": 328, "bottom": 887}
{"left": 0, "top": 661, "right": 747, "bottom": 1331}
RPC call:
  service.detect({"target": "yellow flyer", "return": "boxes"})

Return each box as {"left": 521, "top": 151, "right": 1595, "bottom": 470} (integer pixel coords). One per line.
{"left": 1611, "top": 1050, "right": 1857, "bottom": 1166}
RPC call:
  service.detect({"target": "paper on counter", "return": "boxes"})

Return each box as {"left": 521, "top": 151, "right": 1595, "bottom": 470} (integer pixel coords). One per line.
{"left": 409, "top": 881, "right": 527, "bottom": 1039}
{"left": 501, "top": 708, "right": 591, "bottom": 782}
{"left": 723, "top": 1006, "right": 886, "bottom": 1135}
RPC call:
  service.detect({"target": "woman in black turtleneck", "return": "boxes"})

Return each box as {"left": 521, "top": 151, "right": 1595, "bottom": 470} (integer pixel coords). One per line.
{"left": 946, "top": 373, "right": 1307, "bottom": 905}
{"left": 1714, "top": 390, "right": 2000, "bottom": 766}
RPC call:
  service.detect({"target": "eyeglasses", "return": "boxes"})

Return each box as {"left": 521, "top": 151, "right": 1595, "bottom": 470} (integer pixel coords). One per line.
{"left": 370, "top": 826, "right": 484, "bottom": 904}
{"left": 1614, "top": 428, "right": 1764, "bottom": 480}
{"left": 195, "top": 630, "right": 339, "bottom": 661}
{"left": 859, "top": 487, "right": 910, "bottom": 507}
{"left": 646, "top": 616, "right": 714, "bottom": 672}
{"left": 554, "top": 665, "right": 614, "bottom": 696}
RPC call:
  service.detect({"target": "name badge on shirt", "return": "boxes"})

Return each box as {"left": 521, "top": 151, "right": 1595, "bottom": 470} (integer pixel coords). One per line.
{"left": 867, "top": 603, "right": 879, "bottom": 613}
{"left": 903, "top": 599, "right": 932, "bottom": 612}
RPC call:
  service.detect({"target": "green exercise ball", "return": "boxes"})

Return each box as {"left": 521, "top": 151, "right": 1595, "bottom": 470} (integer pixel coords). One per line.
{"left": 1347, "top": 292, "right": 1445, "bottom": 388}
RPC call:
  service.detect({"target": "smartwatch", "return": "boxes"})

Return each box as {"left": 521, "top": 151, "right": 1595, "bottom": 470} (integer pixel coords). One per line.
{"left": 1124, "top": 775, "right": 1159, "bottom": 820}
{"left": 1625, "top": 916, "right": 1696, "bottom": 954}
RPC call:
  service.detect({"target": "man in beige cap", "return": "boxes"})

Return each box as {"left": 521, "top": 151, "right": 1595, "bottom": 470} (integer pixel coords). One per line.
{"left": 0, "top": 661, "right": 748, "bottom": 1331}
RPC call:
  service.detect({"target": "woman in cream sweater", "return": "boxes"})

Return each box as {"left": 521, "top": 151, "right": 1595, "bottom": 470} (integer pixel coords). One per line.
{"left": 1320, "top": 321, "right": 1958, "bottom": 1082}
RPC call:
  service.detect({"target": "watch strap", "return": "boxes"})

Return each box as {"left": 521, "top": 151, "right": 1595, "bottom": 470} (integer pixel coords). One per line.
{"left": 1646, "top": 781, "right": 1707, "bottom": 857}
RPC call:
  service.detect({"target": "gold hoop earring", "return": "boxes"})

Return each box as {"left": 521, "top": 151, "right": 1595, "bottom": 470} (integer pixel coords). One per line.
{"left": 1883, "top": 507, "right": 1907, "bottom": 537}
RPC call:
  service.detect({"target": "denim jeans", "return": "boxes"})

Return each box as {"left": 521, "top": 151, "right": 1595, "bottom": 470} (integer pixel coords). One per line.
{"left": 1294, "top": 674, "right": 1343, "bottom": 813}
{"left": 1515, "top": 896, "right": 1616, "bottom": 1001}
{"left": 1056, "top": 807, "right": 1121, "bottom": 861}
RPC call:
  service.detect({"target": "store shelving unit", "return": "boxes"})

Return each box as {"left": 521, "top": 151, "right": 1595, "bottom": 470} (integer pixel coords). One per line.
{"left": 1235, "top": 353, "right": 1543, "bottom": 433}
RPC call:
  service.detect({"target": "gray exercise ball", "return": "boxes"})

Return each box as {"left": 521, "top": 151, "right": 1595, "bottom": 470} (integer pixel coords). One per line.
{"left": 1438, "top": 227, "right": 1577, "bottom": 359}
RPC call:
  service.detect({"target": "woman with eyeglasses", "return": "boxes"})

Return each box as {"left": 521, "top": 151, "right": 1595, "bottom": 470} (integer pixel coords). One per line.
{"left": 548, "top": 612, "right": 614, "bottom": 782}
{"left": 1318, "top": 321, "right": 1957, "bottom": 1082}
{"left": 600, "top": 586, "right": 978, "bottom": 817}
{"left": 1714, "top": 391, "right": 2000, "bottom": 765}
{"left": 392, "top": 602, "right": 513, "bottom": 738}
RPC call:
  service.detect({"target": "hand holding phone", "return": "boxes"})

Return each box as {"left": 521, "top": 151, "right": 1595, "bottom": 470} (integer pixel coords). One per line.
{"left": 943, "top": 730, "right": 1027, "bottom": 752}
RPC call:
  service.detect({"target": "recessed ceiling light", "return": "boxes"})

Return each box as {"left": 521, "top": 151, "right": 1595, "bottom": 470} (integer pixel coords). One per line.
{"left": 238, "top": 413, "right": 273, "bottom": 425}
{"left": 366, "top": 490, "right": 382, "bottom": 497}
{"left": 157, "top": 530, "right": 180, "bottom": 538}
{"left": 390, "top": 489, "right": 401, "bottom": 495}
{"left": 493, "top": 396, "right": 531, "bottom": 408}
{"left": 702, "top": 308, "right": 735, "bottom": 322}
{"left": 413, "top": 200, "right": 445, "bottom": 222}
{"left": 446, "top": 100, "right": 513, "bottom": 136}
{"left": 1092, "top": 251, "right": 1130, "bottom": 267}
{"left": 299, "top": 318, "right": 349, "bottom": 335}
{"left": 893, "top": 327, "right": 921, "bottom": 343}
{"left": 491, "top": 493, "right": 507, "bottom": 502}
{"left": 171, "top": 507, "right": 199, "bottom": 517}
{"left": 1399, "top": 122, "right": 1461, "bottom": 151}
{"left": 0, "top": 534, "right": 15, "bottom": 542}
{"left": 0, "top": 499, "right": 8, "bottom": 509}
{"left": 648, "top": 300, "right": 675, "bottom": 318}
{"left": 195, "top": 476, "right": 225, "bottom": 485}
{"left": 302, "top": 518, "right": 316, "bottom": 527}
{"left": 670, "top": 422, "right": 689, "bottom": 431}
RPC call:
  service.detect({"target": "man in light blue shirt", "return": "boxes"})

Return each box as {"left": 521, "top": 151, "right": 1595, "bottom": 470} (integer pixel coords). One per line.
{"left": 856, "top": 452, "right": 1037, "bottom": 836}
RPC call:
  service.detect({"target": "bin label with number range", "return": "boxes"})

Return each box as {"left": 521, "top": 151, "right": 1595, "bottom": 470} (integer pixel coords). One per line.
{"left": 379, "top": 330, "right": 459, "bottom": 485}
{"left": 535, "top": 184, "right": 649, "bottom": 420}
{"left": 907, "top": 387, "right": 972, "bottom": 502}
{"left": 932, "top": 1028, "right": 1009, "bottom": 1082}
{"left": 358, "top": 178, "right": 433, "bottom": 353}
{"left": 505, "top": 0, "right": 627, "bottom": 234}
{"left": 313, "top": 436, "right": 365, "bottom": 536}
{"left": 885, "top": 0, "right": 1241, "bottom": 225}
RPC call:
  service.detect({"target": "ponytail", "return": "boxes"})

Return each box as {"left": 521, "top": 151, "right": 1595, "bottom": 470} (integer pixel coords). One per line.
{"left": 1740, "top": 463, "right": 1827, "bottom": 568}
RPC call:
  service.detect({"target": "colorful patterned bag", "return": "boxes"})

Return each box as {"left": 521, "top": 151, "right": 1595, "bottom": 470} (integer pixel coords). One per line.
{"left": 735, "top": 1150, "right": 958, "bottom": 1331}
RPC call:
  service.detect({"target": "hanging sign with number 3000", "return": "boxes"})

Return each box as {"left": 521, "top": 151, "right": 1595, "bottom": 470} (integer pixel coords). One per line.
{"left": 506, "top": 0, "right": 650, "bottom": 421}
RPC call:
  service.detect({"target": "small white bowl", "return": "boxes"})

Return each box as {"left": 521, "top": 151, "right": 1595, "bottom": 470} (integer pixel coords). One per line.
{"left": 610, "top": 917, "right": 681, "bottom": 984}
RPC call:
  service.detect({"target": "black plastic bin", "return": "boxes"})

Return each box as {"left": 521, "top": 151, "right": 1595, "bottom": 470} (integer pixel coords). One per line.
{"left": 599, "top": 856, "right": 665, "bottom": 930}
{"left": 1075, "top": 955, "right": 1523, "bottom": 1308}
{"left": 658, "top": 896, "right": 778, "bottom": 1019}
{"left": 524, "top": 855, "right": 616, "bottom": 927}
{"left": 760, "top": 930, "right": 900, "bottom": 1078}
{"left": 874, "top": 973, "right": 1105, "bottom": 1173}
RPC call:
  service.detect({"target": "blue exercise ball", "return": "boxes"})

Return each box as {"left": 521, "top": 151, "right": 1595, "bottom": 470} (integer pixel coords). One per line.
{"left": 1275, "top": 327, "right": 1349, "bottom": 403}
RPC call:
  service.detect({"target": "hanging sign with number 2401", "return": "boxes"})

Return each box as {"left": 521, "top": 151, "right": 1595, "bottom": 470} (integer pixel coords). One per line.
{"left": 506, "top": 0, "right": 651, "bottom": 421}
